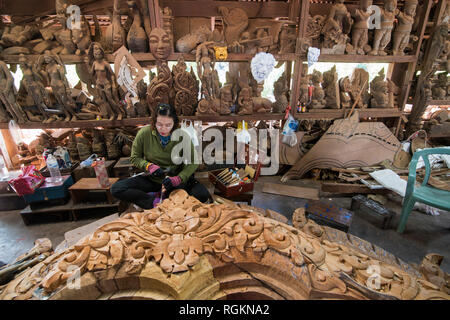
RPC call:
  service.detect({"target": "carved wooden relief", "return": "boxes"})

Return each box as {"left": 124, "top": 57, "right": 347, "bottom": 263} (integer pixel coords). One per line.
{"left": 282, "top": 111, "right": 401, "bottom": 181}
{"left": 0, "top": 189, "right": 448, "bottom": 300}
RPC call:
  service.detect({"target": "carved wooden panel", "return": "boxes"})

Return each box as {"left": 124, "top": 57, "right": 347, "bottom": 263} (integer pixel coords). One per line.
{"left": 0, "top": 190, "right": 448, "bottom": 300}
{"left": 282, "top": 112, "right": 401, "bottom": 181}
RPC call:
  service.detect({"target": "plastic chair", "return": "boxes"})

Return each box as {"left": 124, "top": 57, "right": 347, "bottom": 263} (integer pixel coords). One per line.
{"left": 397, "top": 148, "right": 450, "bottom": 233}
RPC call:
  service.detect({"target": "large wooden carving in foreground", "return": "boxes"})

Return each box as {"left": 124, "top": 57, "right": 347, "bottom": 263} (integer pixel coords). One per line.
{"left": 0, "top": 190, "right": 448, "bottom": 300}
{"left": 282, "top": 111, "right": 401, "bottom": 181}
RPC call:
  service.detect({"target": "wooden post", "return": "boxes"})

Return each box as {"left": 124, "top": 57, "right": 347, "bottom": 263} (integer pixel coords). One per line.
{"left": 406, "top": 0, "right": 447, "bottom": 135}
{"left": 148, "top": 0, "right": 162, "bottom": 29}
{"left": 290, "top": 0, "right": 309, "bottom": 113}
{"left": 390, "top": 0, "right": 433, "bottom": 137}
{"left": 0, "top": 129, "right": 18, "bottom": 170}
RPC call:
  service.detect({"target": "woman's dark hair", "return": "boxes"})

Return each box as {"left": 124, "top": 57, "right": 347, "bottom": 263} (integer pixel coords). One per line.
{"left": 151, "top": 103, "right": 179, "bottom": 133}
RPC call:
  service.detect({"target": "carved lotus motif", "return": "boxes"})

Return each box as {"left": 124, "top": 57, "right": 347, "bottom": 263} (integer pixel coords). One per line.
{"left": 0, "top": 190, "right": 449, "bottom": 300}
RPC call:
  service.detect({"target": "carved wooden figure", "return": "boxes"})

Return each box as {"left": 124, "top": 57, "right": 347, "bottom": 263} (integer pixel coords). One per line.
{"left": 105, "top": 0, "right": 126, "bottom": 53}
{"left": 369, "top": 0, "right": 397, "bottom": 56}
{"left": 162, "top": 7, "right": 174, "bottom": 53}
{"left": 432, "top": 73, "right": 448, "bottom": 100}
{"left": 370, "top": 69, "right": 389, "bottom": 108}
{"left": 310, "top": 70, "right": 327, "bottom": 109}
{"left": 339, "top": 77, "right": 352, "bottom": 109}
{"left": 322, "top": 65, "right": 340, "bottom": 109}
{"left": 348, "top": 0, "right": 373, "bottom": 55}
{"left": 19, "top": 55, "right": 51, "bottom": 122}
{"left": 72, "top": 16, "right": 92, "bottom": 56}
{"left": 219, "top": 6, "right": 249, "bottom": 46}
{"left": 217, "top": 85, "right": 233, "bottom": 115}
{"left": 237, "top": 87, "right": 253, "bottom": 115}
{"left": 54, "top": 8, "right": 77, "bottom": 55}
{"left": 87, "top": 43, "right": 124, "bottom": 120}
{"left": 0, "top": 61, "right": 28, "bottom": 124}
{"left": 392, "top": 0, "right": 418, "bottom": 56}
{"left": 272, "top": 73, "right": 289, "bottom": 113}
{"left": 350, "top": 68, "right": 370, "bottom": 108}
{"left": 321, "top": 0, "right": 352, "bottom": 52}
{"left": 37, "top": 51, "right": 78, "bottom": 121}
{"left": 127, "top": 0, "right": 148, "bottom": 53}
{"left": 149, "top": 28, "right": 171, "bottom": 61}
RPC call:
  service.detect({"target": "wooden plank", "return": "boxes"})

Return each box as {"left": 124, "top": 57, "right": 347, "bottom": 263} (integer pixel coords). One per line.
{"left": 69, "top": 178, "right": 119, "bottom": 190}
{"left": 0, "top": 113, "right": 285, "bottom": 130}
{"left": 321, "top": 182, "right": 389, "bottom": 195}
{"left": 294, "top": 108, "right": 403, "bottom": 120}
{"left": 316, "top": 54, "right": 416, "bottom": 63}
{"left": 262, "top": 182, "right": 320, "bottom": 200}
{"left": 0, "top": 53, "right": 296, "bottom": 64}
{"left": 161, "top": 0, "right": 290, "bottom": 18}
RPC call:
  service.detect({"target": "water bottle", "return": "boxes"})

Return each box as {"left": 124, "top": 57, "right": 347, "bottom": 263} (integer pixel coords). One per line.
{"left": 46, "top": 154, "right": 62, "bottom": 184}
{"left": 0, "top": 155, "right": 7, "bottom": 179}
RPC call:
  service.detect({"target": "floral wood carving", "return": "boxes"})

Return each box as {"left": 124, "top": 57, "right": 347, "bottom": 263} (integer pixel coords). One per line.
{"left": 1, "top": 190, "right": 449, "bottom": 300}
{"left": 147, "top": 61, "right": 173, "bottom": 115}
{"left": 172, "top": 58, "right": 199, "bottom": 116}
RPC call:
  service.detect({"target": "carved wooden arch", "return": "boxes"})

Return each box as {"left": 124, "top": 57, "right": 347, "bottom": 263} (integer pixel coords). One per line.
{"left": 0, "top": 190, "right": 449, "bottom": 300}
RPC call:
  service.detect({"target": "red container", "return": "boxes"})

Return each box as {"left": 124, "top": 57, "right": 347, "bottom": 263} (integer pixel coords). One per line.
{"left": 208, "top": 164, "right": 261, "bottom": 197}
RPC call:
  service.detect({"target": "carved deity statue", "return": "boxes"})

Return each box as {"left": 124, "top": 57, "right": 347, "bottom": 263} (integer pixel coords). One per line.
{"left": 348, "top": 0, "right": 373, "bottom": 55}
{"left": 87, "top": 42, "right": 124, "bottom": 120}
{"left": 350, "top": 68, "right": 370, "bottom": 108}
{"left": 322, "top": 65, "right": 340, "bottom": 109}
{"left": 37, "top": 51, "right": 78, "bottom": 121}
{"left": 149, "top": 28, "right": 171, "bottom": 61}
{"left": 19, "top": 55, "right": 51, "bottom": 122}
{"left": 370, "top": 69, "right": 389, "bottom": 108}
{"left": 72, "top": 16, "right": 92, "bottom": 56}
{"left": 310, "top": 70, "right": 326, "bottom": 109}
{"left": 237, "top": 87, "right": 253, "bottom": 115}
{"left": 392, "top": 0, "right": 418, "bottom": 56}
{"left": 0, "top": 61, "right": 28, "bottom": 123}
{"left": 272, "top": 73, "right": 289, "bottom": 113}
{"left": 217, "top": 84, "right": 233, "bottom": 115}
{"left": 369, "top": 0, "right": 397, "bottom": 56}
{"left": 339, "top": 77, "right": 352, "bottom": 108}
{"left": 432, "top": 72, "right": 449, "bottom": 100}
{"left": 321, "top": 0, "right": 352, "bottom": 50}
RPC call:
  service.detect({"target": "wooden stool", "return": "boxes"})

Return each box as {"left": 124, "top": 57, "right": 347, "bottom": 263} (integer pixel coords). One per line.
{"left": 214, "top": 189, "right": 254, "bottom": 205}
{"left": 69, "top": 178, "right": 119, "bottom": 205}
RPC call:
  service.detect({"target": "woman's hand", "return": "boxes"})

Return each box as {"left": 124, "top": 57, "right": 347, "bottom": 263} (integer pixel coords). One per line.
{"left": 162, "top": 176, "right": 182, "bottom": 192}
{"left": 147, "top": 163, "right": 164, "bottom": 177}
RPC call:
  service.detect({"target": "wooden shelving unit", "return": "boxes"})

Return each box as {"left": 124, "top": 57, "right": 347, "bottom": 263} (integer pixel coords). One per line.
{"left": 0, "top": 113, "right": 286, "bottom": 129}
{"left": 287, "top": 0, "right": 433, "bottom": 138}
{"left": 0, "top": 0, "right": 435, "bottom": 134}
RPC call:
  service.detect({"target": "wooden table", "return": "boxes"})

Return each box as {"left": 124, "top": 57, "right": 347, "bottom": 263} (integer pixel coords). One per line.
{"left": 69, "top": 178, "right": 119, "bottom": 205}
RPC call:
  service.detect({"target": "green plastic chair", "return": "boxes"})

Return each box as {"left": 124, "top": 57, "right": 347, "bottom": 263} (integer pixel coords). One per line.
{"left": 397, "top": 147, "right": 450, "bottom": 233}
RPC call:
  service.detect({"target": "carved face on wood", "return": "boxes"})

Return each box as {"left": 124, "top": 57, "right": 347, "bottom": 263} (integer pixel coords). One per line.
{"left": 251, "top": 52, "right": 276, "bottom": 83}
{"left": 93, "top": 43, "right": 104, "bottom": 60}
{"left": 404, "top": 1, "right": 417, "bottom": 16}
{"left": 149, "top": 28, "right": 171, "bottom": 61}
{"left": 384, "top": 0, "right": 397, "bottom": 12}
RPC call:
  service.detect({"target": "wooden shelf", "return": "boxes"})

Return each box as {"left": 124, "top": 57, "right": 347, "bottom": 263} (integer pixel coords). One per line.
{"left": 295, "top": 108, "right": 403, "bottom": 120}
{"left": 0, "top": 114, "right": 285, "bottom": 129}
{"left": 1, "top": 53, "right": 297, "bottom": 65}
{"left": 303, "top": 54, "right": 417, "bottom": 64}
{"left": 426, "top": 100, "right": 450, "bottom": 106}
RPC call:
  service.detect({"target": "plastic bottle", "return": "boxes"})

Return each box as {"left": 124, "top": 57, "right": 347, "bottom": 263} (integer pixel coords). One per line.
{"left": 46, "top": 154, "right": 62, "bottom": 184}
{"left": 0, "top": 155, "right": 7, "bottom": 179}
